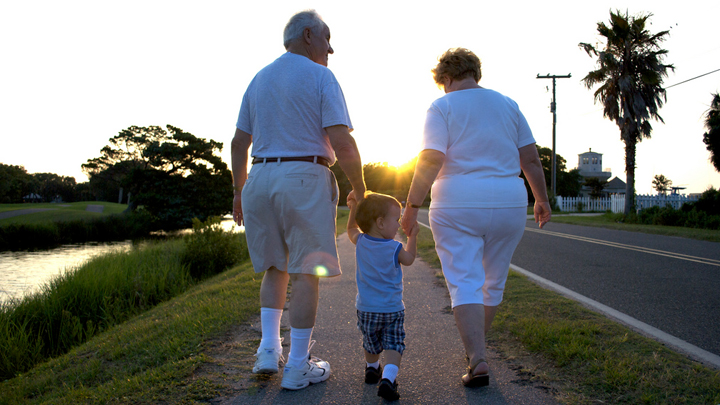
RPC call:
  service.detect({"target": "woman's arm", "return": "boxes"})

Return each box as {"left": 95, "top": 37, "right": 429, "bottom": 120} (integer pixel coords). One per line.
{"left": 519, "top": 143, "right": 551, "bottom": 228}
{"left": 401, "top": 149, "right": 445, "bottom": 234}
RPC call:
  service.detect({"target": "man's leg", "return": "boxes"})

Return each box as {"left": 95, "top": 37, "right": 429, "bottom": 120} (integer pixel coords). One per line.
{"left": 286, "top": 273, "right": 319, "bottom": 367}
{"left": 259, "top": 267, "right": 289, "bottom": 350}
{"left": 253, "top": 267, "right": 290, "bottom": 374}
{"left": 281, "top": 273, "right": 331, "bottom": 390}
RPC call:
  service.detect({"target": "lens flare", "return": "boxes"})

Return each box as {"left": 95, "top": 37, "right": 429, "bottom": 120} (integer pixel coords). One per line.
{"left": 314, "top": 265, "right": 328, "bottom": 276}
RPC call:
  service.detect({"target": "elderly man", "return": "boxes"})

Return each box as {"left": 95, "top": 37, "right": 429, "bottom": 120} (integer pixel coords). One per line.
{"left": 231, "top": 10, "right": 365, "bottom": 391}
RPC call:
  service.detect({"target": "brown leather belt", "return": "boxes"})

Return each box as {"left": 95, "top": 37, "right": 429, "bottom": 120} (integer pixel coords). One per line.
{"left": 251, "top": 156, "right": 331, "bottom": 167}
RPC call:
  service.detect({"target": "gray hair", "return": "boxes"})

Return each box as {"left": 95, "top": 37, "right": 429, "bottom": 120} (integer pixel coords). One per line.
{"left": 283, "top": 10, "right": 326, "bottom": 49}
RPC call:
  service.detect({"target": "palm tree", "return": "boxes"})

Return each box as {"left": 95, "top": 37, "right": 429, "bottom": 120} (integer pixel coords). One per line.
{"left": 652, "top": 174, "right": 672, "bottom": 195}
{"left": 703, "top": 92, "right": 720, "bottom": 172}
{"left": 579, "top": 10, "right": 674, "bottom": 216}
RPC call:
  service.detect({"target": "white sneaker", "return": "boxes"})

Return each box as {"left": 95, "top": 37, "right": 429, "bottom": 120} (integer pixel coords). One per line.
{"left": 280, "top": 355, "right": 331, "bottom": 390}
{"left": 252, "top": 347, "right": 284, "bottom": 374}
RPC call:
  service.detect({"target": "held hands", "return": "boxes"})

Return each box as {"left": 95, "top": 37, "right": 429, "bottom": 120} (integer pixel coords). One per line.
{"left": 534, "top": 201, "right": 551, "bottom": 229}
{"left": 347, "top": 190, "right": 364, "bottom": 209}
{"left": 401, "top": 206, "right": 418, "bottom": 235}
{"left": 405, "top": 221, "right": 420, "bottom": 238}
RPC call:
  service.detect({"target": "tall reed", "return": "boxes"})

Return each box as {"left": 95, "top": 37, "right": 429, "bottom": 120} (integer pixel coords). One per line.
{"left": 0, "top": 217, "right": 248, "bottom": 380}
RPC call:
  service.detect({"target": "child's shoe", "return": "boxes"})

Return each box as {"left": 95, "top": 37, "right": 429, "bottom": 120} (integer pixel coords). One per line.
{"left": 365, "top": 364, "right": 383, "bottom": 384}
{"left": 377, "top": 378, "right": 399, "bottom": 401}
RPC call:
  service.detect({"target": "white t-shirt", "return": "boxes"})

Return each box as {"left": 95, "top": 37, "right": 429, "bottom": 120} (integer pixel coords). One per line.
{"left": 236, "top": 52, "right": 353, "bottom": 163}
{"left": 422, "top": 88, "right": 535, "bottom": 208}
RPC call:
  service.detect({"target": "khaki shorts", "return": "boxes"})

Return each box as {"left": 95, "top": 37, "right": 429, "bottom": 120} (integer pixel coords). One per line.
{"left": 241, "top": 161, "right": 340, "bottom": 276}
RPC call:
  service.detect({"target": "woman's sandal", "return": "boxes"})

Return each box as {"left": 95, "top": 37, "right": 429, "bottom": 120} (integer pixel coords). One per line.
{"left": 462, "top": 359, "right": 489, "bottom": 387}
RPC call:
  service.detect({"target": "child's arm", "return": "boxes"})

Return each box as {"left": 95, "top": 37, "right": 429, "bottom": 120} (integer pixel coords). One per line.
{"left": 398, "top": 222, "right": 419, "bottom": 266}
{"left": 346, "top": 196, "right": 361, "bottom": 245}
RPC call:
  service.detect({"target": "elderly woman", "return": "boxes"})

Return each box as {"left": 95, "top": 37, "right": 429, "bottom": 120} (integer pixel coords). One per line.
{"left": 400, "top": 48, "right": 550, "bottom": 387}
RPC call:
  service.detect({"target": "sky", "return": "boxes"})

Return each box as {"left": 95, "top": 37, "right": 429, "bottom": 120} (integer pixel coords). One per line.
{"left": 1, "top": 0, "right": 719, "bottom": 195}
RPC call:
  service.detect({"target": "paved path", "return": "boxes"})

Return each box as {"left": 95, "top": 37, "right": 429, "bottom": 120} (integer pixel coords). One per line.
{"left": 85, "top": 205, "right": 105, "bottom": 213}
{"left": 0, "top": 208, "right": 56, "bottom": 219}
{"left": 224, "top": 235, "right": 561, "bottom": 405}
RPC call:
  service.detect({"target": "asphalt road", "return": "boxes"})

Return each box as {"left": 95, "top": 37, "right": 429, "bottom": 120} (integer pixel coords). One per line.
{"left": 511, "top": 219, "right": 720, "bottom": 358}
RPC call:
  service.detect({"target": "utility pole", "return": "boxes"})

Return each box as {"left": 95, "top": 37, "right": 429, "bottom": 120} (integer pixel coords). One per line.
{"left": 536, "top": 73, "right": 571, "bottom": 196}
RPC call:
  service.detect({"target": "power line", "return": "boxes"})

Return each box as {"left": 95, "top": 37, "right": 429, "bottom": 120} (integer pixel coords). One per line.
{"left": 664, "top": 68, "right": 720, "bottom": 89}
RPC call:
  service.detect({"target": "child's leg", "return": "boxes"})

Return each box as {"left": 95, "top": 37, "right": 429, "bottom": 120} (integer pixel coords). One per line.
{"left": 364, "top": 351, "right": 381, "bottom": 365}
{"left": 382, "top": 350, "right": 401, "bottom": 382}
{"left": 380, "top": 311, "right": 406, "bottom": 383}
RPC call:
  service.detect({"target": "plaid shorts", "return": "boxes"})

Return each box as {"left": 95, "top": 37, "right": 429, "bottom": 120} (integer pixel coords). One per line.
{"left": 356, "top": 310, "right": 406, "bottom": 355}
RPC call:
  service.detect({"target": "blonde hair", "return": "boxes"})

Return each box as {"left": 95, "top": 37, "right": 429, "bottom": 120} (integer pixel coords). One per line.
{"left": 355, "top": 192, "right": 401, "bottom": 234}
{"left": 432, "top": 47, "right": 482, "bottom": 86}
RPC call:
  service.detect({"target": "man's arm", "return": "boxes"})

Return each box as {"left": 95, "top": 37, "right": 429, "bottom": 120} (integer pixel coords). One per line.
{"left": 326, "top": 125, "right": 366, "bottom": 198}
{"left": 346, "top": 197, "right": 361, "bottom": 244}
{"left": 519, "top": 143, "right": 551, "bottom": 228}
{"left": 231, "top": 128, "right": 252, "bottom": 226}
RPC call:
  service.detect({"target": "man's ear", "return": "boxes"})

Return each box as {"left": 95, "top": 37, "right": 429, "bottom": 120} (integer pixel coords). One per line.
{"left": 303, "top": 27, "right": 313, "bottom": 44}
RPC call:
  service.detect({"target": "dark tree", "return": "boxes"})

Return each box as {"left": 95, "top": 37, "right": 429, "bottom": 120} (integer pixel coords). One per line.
{"left": 584, "top": 177, "right": 608, "bottom": 198}
{"left": 32, "top": 173, "right": 77, "bottom": 202}
{"left": 703, "top": 92, "right": 720, "bottom": 172}
{"left": 580, "top": 10, "right": 673, "bottom": 216}
{"left": 0, "top": 164, "right": 37, "bottom": 203}
{"left": 83, "top": 125, "right": 232, "bottom": 229}
{"left": 652, "top": 174, "right": 672, "bottom": 195}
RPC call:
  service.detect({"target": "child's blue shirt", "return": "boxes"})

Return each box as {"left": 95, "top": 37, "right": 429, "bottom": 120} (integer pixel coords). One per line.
{"left": 355, "top": 234, "right": 404, "bottom": 313}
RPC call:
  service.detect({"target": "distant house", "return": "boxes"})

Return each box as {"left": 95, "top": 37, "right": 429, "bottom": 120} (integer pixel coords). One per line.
{"left": 23, "top": 193, "right": 42, "bottom": 203}
{"left": 576, "top": 149, "right": 618, "bottom": 197}
{"left": 603, "top": 177, "right": 627, "bottom": 195}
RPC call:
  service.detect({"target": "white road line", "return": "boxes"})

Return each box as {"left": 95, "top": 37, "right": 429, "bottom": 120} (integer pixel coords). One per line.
{"left": 510, "top": 264, "right": 720, "bottom": 370}
{"left": 525, "top": 227, "right": 720, "bottom": 267}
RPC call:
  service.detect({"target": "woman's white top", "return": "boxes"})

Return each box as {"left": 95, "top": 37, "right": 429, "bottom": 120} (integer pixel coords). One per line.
{"left": 422, "top": 88, "right": 536, "bottom": 209}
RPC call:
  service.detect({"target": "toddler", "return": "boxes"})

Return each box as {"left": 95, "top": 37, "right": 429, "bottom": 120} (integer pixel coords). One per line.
{"left": 347, "top": 191, "right": 419, "bottom": 401}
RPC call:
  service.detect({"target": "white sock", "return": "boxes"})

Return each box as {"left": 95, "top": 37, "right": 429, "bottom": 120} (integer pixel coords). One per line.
{"left": 259, "top": 307, "right": 283, "bottom": 352}
{"left": 287, "top": 327, "right": 313, "bottom": 368}
{"left": 367, "top": 360, "right": 380, "bottom": 369}
{"left": 382, "top": 364, "right": 399, "bottom": 382}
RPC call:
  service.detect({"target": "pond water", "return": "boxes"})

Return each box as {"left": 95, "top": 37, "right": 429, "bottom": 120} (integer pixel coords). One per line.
{"left": 0, "top": 217, "right": 243, "bottom": 303}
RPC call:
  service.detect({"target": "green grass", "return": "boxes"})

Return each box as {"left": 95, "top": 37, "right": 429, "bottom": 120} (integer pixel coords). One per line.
{"left": 0, "top": 262, "right": 261, "bottom": 404}
{"left": 414, "top": 226, "right": 720, "bottom": 404}
{"left": 0, "top": 202, "right": 127, "bottom": 226}
{"left": 550, "top": 212, "right": 720, "bottom": 243}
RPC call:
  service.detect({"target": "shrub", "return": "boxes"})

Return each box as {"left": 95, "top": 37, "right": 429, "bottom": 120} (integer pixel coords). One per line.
{"left": 181, "top": 217, "right": 249, "bottom": 280}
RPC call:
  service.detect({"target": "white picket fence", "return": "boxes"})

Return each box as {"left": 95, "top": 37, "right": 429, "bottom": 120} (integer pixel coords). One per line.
{"left": 556, "top": 194, "right": 699, "bottom": 213}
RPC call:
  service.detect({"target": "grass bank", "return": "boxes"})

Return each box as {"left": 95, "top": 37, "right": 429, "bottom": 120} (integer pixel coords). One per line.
{"left": 415, "top": 227, "right": 720, "bottom": 404}
{"left": 0, "top": 202, "right": 159, "bottom": 251}
{"left": 0, "top": 217, "right": 248, "bottom": 382}
{"left": 550, "top": 212, "right": 720, "bottom": 243}
{"left": 0, "top": 202, "right": 127, "bottom": 225}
